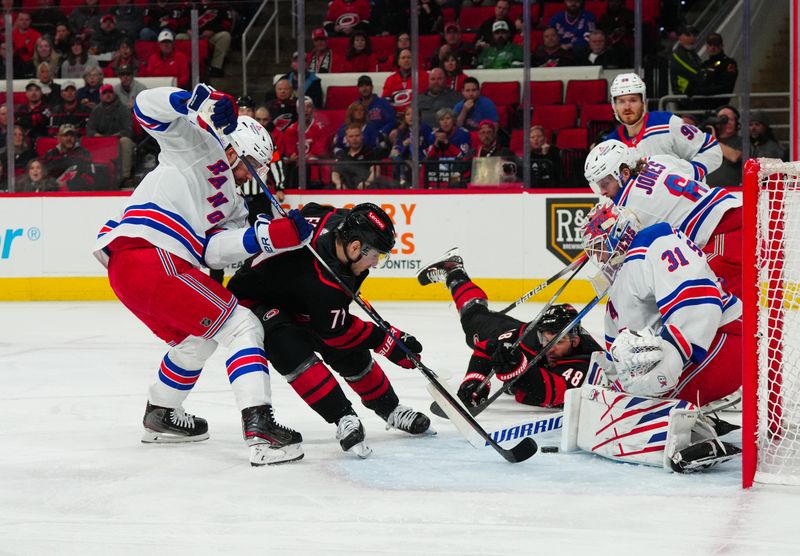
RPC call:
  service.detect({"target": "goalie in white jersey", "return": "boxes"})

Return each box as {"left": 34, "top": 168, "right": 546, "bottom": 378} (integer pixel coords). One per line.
{"left": 584, "top": 139, "right": 742, "bottom": 298}
{"left": 93, "top": 84, "right": 314, "bottom": 466}
{"left": 605, "top": 73, "right": 722, "bottom": 181}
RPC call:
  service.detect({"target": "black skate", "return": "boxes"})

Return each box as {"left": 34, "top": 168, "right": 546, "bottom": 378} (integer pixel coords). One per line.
{"left": 384, "top": 404, "right": 435, "bottom": 435}
{"left": 336, "top": 414, "right": 372, "bottom": 458}
{"left": 242, "top": 405, "right": 304, "bottom": 466}
{"left": 141, "top": 401, "right": 209, "bottom": 443}
{"left": 417, "top": 247, "right": 463, "bottom": 286}
{"left": 670, "top": 439, "right": 742, "bottom": 473}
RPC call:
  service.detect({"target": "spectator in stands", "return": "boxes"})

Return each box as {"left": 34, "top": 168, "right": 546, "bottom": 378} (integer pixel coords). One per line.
{"left": 598, "top": 0, "right": 634, "bottom": 51}
{"left": 144, "top": 29, "right": 190, "bottom": 90}
{"left": 433, "top": 107, "right": 471, "bottom": 153}
{"left": 323, "top": 0, "right": 371, "bottom": 37}
{"left": 442, "top": 53, "right": 468, "bottom": 91}
{"left": 36, "top": 63, "right": 61, "bottom": 107}
{"left": 385, "top": 33, "right": 412, "bottom": 70}
{"left": 12, "top": 11, "right": 41, "bottom": 67}
{"left": 533, "top": 26, "right": 574, "bottom": 67}
{"left": 87, "top": 84, "right": 134, "bottom": 186}
{"left": 108, "top": 0, "right": 145, "bottom": 40}
{"left": 688, "top": 33, "right": 739, "bottom": 110}
{"left": 29, "top": 1, "right": 63, "bottom": 40}
{"left": 254, "top": 105, "right": 287, "bottom": 159}
{"left": 0, "top": 104, "right": 8, "bottom": 150}
{"left": 50, "top": 80, "right": 92, "bottom": 132}
{"left": 113, "top": 66, "right": 145, "bottom": 109}
{"left": 475, "top": 0, "right": 515, "bottom": 52}
{"left": 477, "top": 21, "right": 523, "bottom": 69}
{"left": 419, "top": 0, "right": 444, "bottom": 35}
{"left": 69, "top": 0, "right": 102, "bottom": 41}
{"left": 423, "top": 124, "right": 471, "bottom": 188}
{"left": 237, "top": 95, "right": 255, "bottom": 118}
{"left": 382, "top": 48, "right": 428, "bottom": 114}
{"left": 264, "top": 78, "right": 297, "bottom": 132}
{"left": 60, "top": 36, "right": 100, "bottom": 80}
{"left": 356, "top": 75, "right": 396, "bottom": 137}
{"left": 6, "top": 125, "right": 37, "bottom": 175}
{"left": 345, "top": 31, "right": 379, "bottom": 73}
{"left": 193, "top": 0, "right": 235, "bottom": 78}
{"left": 16, "top": 80, "right": 52, "bottom": 142}
{"left": 32, "top": 36, "right": 60, "bottom": 78}
{"left": 549, "top": 0, "right": 596, "bottom": 56}
{"left": 53, "top": 23, "right": 73, "bottom": 58}
{"left": 390, "top": 105, "right": 432, "bottom": 186}
{"left": 278, "top": 51, "right": 323, "bottom": 108}
{"left": 42, "top": 123, "right": 95, "bottom": 191}
{"left": 334, "top": 102, "right": 381, "bottom": 157}
{"left": 77, "top": 66, "right": 104, "bottom": 111}
{"left": 454, "top": 76, "right": 498, "bottom": 132}
{"left": 371, "top": 0, "right": 410, "bottom": 37}
{"left": 332, "top": 123, "right": 380, "bottom": 190}
{"left": 283, "top": 96, "right": 330, "bottom": 162}
{"left": 419, "top": 68, "right": 461, "bottom": 128}
{"left": 307, "top": 28, "right": 341, "bottom": 74}
{"left": 749, "top": 110, "right": 786, "bottom": 161}
{"left": 706, "top": 105, "right": 742, "bottom": 188}
{"left": 107, "top": 37, "right": 140, "bottom": 77}
{"left": 473, "top": 119, "right": 515, "bottom": 167}
{"left": 91, "top": 14, "right": 124, "bottom": 56}
{"left": 140, "top": 1, "right": 185, "bottom": 42}
{"left": 670, "top": 24, "right": 702, "bottom": 96}
{"left": 528, "top": 124, "right": 560, "bottom": 187}
{"left": 18, "top": 158, "right": 57, "bottom": 192}
{"left": 580, "top": 29, "right": 629, "bottom": 68}
{"left": 431, "top": 22, "right": 476, "bottom": 70}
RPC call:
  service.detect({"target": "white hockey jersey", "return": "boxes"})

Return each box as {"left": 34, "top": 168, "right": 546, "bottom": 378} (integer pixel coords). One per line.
{"left": 607, "top": 111, "right": 722, "bottom": 182}
{"left": 603, "top": 223, "right": 741, "bottom": 371}
{"left": 613, "top": 154, "right": 741, "bottom": 248}
{"left": 94, "top": 87, "right": 253, "bottom": 269}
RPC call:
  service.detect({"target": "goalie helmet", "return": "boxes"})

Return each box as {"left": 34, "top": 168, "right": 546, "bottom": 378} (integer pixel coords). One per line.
{"left": 226, "top": 115, "right": 275, "bottom": 182}
{"left": 538, "top": 304, "right": 581, "bottom": 340}
{"left": 609, "top": 73, "right": 647, "bottom": 123}
{"left": 338, "top": 203, "right": 396, "bottom": 254}
{"left": 584, "top": 140, "right": 638, "bottom": 197}
{"left": 581, "top": 200, "right": 641, "bottom": 287}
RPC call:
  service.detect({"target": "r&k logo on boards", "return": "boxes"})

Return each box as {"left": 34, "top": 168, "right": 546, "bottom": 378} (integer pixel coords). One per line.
{"left": 545, "top": 198, "right": 596, "bottom": 265}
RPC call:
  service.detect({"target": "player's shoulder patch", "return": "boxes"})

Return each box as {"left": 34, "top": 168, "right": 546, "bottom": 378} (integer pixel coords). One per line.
{"left": 629, "top": 222, "right": 674, "bottom": 250}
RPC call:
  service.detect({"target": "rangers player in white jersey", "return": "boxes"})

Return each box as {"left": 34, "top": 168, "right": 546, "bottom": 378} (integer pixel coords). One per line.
{"left": 583, "top": 140, "right": 742, "bottom": 297}
{"left": 606, "top": 73, "right": 722, "bottom": 182}
{"left": 559, "top": 201, "right": 742, "bottom": 473}
{"left": 93, "top": 84, "right": 314, "bottom": 466}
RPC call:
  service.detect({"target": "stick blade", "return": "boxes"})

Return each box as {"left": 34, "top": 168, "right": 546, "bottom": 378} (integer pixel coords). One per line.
{"left": 502, "top": 437, "right": 538, "bottom": 463}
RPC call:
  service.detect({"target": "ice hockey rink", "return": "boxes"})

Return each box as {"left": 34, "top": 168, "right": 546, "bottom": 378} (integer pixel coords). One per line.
{"left": 1, "top": 300, "right": 799, "bottom": 555}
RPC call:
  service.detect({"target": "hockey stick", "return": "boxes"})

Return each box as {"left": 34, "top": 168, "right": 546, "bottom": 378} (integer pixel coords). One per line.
{"left": 497, "top": 255, "right": 588, "bottom": 315}
{"left": 233, "top": 153, "right": 537, "bottom": 463}
{"left": 429, "top": 257, "right": 586, "bottom": 419}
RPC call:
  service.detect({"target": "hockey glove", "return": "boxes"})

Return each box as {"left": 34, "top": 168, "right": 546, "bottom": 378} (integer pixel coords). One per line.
{"left": 457, "top": 373, "right": 490, "bottom": 408}
{"left": 375, "top": 326, "right": 422, "bottom": 369}
{"left": 489, "top": 339, "right": 529, "bottom": 382}
{"left": 253, "top": 209, "right": 313, "bottom": 254}
{"left": 188, "top": 83, "right": 239, "bottom": 135}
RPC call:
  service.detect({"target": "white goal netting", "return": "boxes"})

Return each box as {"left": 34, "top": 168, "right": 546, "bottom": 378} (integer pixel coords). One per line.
{"left": 754, "top": 158, "right": 800, "bottom": 485}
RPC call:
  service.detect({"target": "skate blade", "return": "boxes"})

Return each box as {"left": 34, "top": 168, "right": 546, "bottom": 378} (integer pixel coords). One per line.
{"left": 349, "top": 441, "right": 372, "bottom": 459}
{"left": 141, "top": 429, "right": 209, "bottom": 443}
{"left": 250, "top": 442, "right": 304, "bottom": 466}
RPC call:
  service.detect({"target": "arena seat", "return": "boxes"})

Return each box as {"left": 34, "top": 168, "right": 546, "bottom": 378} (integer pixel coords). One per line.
{"left": 584, "top": 1, "right": 607, "bottom": 19}
{"left": 540, "top": 3, "right": 563, "bottom": 25}
{"left": 324, "top": 86, "right": 359, "bottom": 110}
{"left": 35, "top": 135, "right": 120, "bottom": 187}
{"left": 459, "top": 7, "right": 494, "bottom": 31}
{"left": 580, "top": 102, "right": 616, "bottom": 142}
{"left": 565, "top": 79, "right": 608, "bottom": 106}
{"left": 626, "top": 0, "right": 660, "bottom": 24}
{"left": 555, "top": 127, "right": 588, "bottom": 151}
{"left": 529, "top": 80, "right": 563, "bottom": 106}
{"left": 532, "top": 104, "right": 577, "bottom": 132}
{"left": 481, "top": 81, "right": 520, "bottom": 109}
{"left": 0, "top": 92, "right": 29, "bottom": 106}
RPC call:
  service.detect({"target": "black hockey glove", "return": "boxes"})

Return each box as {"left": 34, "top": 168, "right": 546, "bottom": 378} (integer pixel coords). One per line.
{"left": 457, "top": 373, "right": 490, "bottom": 408}
{"left": 375, "top": 326, "right": 422, "bottom": 369}
{"left": 489, "top": 339, "right": 529, "bottom": 382}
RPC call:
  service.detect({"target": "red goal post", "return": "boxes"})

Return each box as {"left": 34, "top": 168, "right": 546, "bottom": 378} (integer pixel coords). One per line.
{"left": 743, "top": 157, "right": 800, "bottom": 488}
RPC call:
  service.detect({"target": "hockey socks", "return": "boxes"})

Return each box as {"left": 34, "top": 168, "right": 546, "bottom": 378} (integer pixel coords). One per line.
{"left": 450, "top": 277, "right": 489, "bottom": 314}
{"left": 288, "top": 359, "right": 355, "bottom": 424}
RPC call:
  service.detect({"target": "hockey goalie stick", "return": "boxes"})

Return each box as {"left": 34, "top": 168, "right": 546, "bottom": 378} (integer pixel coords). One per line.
{"left": 231, "top": 152, "right": 537, "bottom": 463}
{"left": 429, "top": 256, "right": 587, "bottom": 419}
{"left": 497, "top": 254, "right": 588, "bottom": 315}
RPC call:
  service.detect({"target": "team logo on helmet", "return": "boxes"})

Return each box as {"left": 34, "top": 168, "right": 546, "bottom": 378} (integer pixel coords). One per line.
{"left": 545, "top": 197, "right": 598, "bottom": 265}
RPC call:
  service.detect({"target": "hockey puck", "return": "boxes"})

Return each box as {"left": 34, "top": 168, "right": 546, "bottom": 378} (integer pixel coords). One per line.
{"left": 540, "top": 446, "right": 559, "bottom": 453}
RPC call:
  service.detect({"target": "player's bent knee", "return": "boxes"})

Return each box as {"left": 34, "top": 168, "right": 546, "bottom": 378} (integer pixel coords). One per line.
{"left": 170, "top": 335, "right": 218, "bottom": 364}
{"left": 213, "top": 305, "right": 264, "bottom": 347}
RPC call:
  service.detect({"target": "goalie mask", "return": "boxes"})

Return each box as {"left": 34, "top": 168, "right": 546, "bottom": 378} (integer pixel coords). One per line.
{"left": 226, "top": 115, "right": 275, "bottom": 183}
{"left": 581, "top": 201, "right": 640, "bottom": 292}
{"left": 337, "top": 203, "right": 396, "bottom": 269}
{"left": 584, "top": 140, "right": 638, "bottom": 197}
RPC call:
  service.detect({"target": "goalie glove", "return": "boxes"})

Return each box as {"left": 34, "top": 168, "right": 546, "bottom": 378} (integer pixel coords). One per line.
{"left": 252, "top": 209, "right": 313, "bottom": 254}
{"left": 187, "top": 83, "right": 238, "bottom": 135}
{"left": 610, "top": 328, "right": 682, "bottom": 396}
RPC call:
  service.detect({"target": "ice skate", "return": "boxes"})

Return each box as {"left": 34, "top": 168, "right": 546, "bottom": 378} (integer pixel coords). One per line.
{"left": 141, "top": 401, "right": 209, "bottom": 443}
{"left": 669, "top": 439, "right": 742, "bottom": 473}
{"left": 242, "top": 405, "right": 304, "bottom": 466}
{"left": 417, "top": 247, "right": 463, "bottom": 286}
{"left": 383, "top": 404, "right": 435, "bottom": 435}
{"left": 336, "top": 414, "right": 372, "bottom": 458}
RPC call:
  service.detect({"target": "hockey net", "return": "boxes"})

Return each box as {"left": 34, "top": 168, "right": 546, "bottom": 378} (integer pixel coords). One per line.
{"left": 743, "top": 158, "right": 800, "bottom": 487}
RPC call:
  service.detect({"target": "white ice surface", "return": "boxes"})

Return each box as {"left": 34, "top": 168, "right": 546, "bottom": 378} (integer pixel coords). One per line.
{"left": 1, "top": 300, "right": 799, "bottom": 555}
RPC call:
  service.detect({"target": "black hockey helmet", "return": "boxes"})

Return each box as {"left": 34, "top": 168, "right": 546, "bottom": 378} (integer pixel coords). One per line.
{"left": 338, "top": 203, "right": 396, "bottom": 253}
{"left": 537, "top": 304, "right": 581, "bottom": 338}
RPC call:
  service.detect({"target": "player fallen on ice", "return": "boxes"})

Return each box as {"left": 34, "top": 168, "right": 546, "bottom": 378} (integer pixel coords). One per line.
{"left": 94, "top": 84, "right": 314, "bottom": 466}
{"left": 228, "top": 203, "right": 433, "bottom": 459}
{"left": 560, "top": 201, "right": 743, "bottom": 472}
{"left": 417, "top": 248, "right": 602, "bottom": 409}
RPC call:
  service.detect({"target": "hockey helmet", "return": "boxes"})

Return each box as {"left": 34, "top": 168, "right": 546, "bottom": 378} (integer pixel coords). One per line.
{"left": 584, "top": 140, "right": 638, "bottom": 197}
{"left": 610, "top": 73, "right": 647, "bottom": 123}
{"left": 338, "top": 203, "right": 396, "bottom": 266}
{"left": 537, "top": 304, "right": 581, "bottom": 343}
{"left": 226, "top": 115, "right": 275, "bottom": 182}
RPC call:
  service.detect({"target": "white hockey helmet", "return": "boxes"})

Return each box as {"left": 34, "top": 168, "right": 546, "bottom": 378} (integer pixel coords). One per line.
{"left": 584, "top": 139, "right": 638, "bottom": 196}
{"left": 226, "top": 115, "right": 275, "bottom": 181}
{"left": 610, "top": 73, "right": 647, "bottom": 122}
{"left": 581, "top": 200, "right": 641, "bottom": 290}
